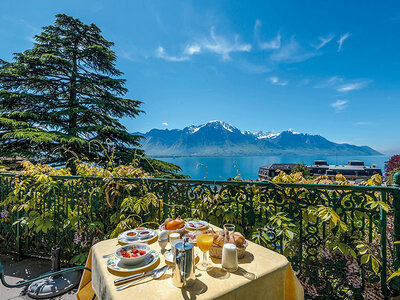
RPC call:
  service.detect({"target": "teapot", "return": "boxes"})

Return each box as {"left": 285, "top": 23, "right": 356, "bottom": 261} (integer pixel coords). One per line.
{"left": 172, "top": 237, "right": 196, "bottom": 288}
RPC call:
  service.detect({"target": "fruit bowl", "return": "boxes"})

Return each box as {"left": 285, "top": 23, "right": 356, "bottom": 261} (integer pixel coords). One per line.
{"left": 158, "top": 223, "right": 186, "bottom": 236}
{"left": 115, "top": 243, "right": 151, "bottom": 265}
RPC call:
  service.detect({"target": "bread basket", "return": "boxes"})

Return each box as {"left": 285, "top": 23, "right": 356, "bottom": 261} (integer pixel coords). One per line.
{"left": 209, "top": 240, "right": 248, "bottom": 259}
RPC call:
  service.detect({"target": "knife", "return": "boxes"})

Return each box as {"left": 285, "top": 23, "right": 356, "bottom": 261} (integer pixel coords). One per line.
{"left": 114, "top": 268, "right": 159, "bottom": 285}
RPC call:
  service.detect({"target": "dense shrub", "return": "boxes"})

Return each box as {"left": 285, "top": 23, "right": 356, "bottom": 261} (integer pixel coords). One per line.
{"left": 385, "top": 155, "right": 400, "bottom": 176}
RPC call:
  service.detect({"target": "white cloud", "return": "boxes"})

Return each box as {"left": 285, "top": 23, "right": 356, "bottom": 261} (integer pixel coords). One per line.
{"left": 314, "top": 76, "right": 344, "bottom": 88}
{"left": 184, "top": 44, "right": 201, "bottom": 55}
{"left": 155, "top": 46, "right": 189, "bottom": 62}
{"left": 268, "top": 76, "right": 288, "bottom": 86}
{"left": 198, "top": 27, "right": 251, "bottom": 61}
{"left": 254, "top": 20, "right": 281, "bottom": 50}
{"left": 260, "top": 33, "right": 281, "bottom": 50}
{"left": 315, "top": 77, "right": 371, "bottom": 92}
{"left": 337, "top": 33, "right": 351, "bottom": 52}
{"left": 330, "top": 99, "right": 348, "bottom": 112}
{"left": 315, "top": 35, "right": 334, "bottom": 50}
{"left": 336, "top": 80, "right": 371, "bottom": 92}
{"left": 162, "top": 122, "right": 168, "bottom": 126}
{"left": 158, "top": 27, "right": 251, "bottom": 62}
{"left": 269, "top": 37, "right": 317, "bottom": 63}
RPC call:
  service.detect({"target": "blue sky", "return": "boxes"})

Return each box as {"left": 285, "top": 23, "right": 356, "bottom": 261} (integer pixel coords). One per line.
{"left": 1, "top": 1, "right": 400, "bottom": 153}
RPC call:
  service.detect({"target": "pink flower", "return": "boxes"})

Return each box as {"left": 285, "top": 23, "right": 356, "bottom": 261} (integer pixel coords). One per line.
{"left": 74, "top": 230, "right": 82, "bottom": 244}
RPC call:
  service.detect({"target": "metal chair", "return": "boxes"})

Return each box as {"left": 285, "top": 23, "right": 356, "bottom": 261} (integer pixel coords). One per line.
{"left": 0, "top": 246, "right": 92, "bottom": 299}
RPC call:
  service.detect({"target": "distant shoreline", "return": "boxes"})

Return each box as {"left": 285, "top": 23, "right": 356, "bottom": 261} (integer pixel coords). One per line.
{"left": 149, "top": 154, "right": 386, "bottom": 159}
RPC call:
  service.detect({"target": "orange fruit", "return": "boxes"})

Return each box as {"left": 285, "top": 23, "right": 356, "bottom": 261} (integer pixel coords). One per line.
{"left": 166, "top": 220, "right": 179, "bottom": 230}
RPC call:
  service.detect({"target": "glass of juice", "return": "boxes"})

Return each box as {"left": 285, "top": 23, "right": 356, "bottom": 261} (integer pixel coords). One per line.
{"left": 196, "top": 234, "right": 214, "bottom": 271}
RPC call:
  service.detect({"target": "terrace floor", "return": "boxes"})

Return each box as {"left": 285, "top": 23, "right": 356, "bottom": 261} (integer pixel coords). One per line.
{"left": 0, "top": 253, "right": 77, "bottom": 300}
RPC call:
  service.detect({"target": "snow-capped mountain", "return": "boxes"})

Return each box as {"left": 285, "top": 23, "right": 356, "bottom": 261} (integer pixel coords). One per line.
{"left": 134, "top": 120, "right": 381, "bottom": 157}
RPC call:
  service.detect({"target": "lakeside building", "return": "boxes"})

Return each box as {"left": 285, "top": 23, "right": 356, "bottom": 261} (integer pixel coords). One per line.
{"left": 258, "top": 160, "right": 382, "bottom": 181}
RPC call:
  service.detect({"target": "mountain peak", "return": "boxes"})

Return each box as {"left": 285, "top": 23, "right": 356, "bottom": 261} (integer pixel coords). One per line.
{"left": 137, "top": 121, "right": 381, "bottom": 157}
{"left": 186, "top": 120, "right": 239, "bottom": 134}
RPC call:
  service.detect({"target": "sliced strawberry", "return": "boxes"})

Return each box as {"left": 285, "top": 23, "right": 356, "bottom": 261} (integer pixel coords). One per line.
{"left": 139, "top": 250, "right": 146, "bottom": 256}
{"left": 132, "top": 249, "right": 139, "bottom": 254}
{"left": 132, "top": 253, "right": 138, "bottom": 257}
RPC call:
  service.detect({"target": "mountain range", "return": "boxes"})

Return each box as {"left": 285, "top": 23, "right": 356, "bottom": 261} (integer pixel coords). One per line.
{"left": 134, "top": 120, "right": 382, "bottom": 157}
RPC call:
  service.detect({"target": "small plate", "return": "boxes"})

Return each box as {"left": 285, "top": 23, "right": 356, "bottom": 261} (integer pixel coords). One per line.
{"left": 118, "top": 230, "right": 158, "bottom": 244}
{"left": 185, "top": 220, "right": 209, "bottom": 231}
{"left": 107, "top": 250, "right": 160, "bottom": 273}
{"left": 163, "top": 249, "right": 199, "bottom": 264}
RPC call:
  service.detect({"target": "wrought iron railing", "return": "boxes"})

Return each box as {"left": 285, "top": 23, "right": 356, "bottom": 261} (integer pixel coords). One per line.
{"left": 1, "top": 173, "right": 400, "bottom": 299}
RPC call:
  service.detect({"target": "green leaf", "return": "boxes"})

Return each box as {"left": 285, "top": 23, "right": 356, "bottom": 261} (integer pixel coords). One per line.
{"left": 371, "top": 258, "right": 380, "bottom": 275}
{"left": 388, "top": 269, "right": 400, "bottom": 281}
{"left": 360, "top": 254, "right": 370, "bottom": 264}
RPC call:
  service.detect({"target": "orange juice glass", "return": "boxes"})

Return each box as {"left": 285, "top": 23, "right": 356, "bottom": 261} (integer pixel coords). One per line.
{"left": 196, "top": 234, "right": 214, "bottom": 270}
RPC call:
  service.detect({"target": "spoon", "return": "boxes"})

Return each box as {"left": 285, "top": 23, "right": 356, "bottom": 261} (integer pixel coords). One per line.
{"left": 116, "top": 265, "right": 169, "bottom": 291}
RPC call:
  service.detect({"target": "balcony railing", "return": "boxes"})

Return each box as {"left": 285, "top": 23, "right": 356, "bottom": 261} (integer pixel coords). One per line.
{"left": 1, "top": 173, "right": 400, "bottom": 298}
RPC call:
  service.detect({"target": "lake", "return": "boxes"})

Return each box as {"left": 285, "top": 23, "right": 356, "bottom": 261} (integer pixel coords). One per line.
{"left": 159, "top": 155, "right": 390, "bottom": 180}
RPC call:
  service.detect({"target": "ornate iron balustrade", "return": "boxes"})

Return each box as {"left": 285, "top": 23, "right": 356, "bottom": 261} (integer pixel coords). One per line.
{"left": 1, "top": 173, "right": 400, "bottom": 299}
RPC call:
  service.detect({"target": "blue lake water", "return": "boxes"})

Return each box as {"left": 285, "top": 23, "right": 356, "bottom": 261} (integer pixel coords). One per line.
{"left": 159, "top": 155, "right": 390, "bottom": 180}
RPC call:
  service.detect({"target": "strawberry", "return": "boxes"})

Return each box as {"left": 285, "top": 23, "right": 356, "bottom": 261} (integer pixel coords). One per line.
{"left": 132, "top": 253, "right": 138, "bottom": 257}
{"left": 139, "top": 250, "right": 146, "bottom": 256}
{"left": 132, "top": 249, "right": 139, "bottom": 254}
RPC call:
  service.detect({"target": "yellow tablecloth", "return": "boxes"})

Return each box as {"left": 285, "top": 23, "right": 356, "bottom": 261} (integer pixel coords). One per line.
{"left": 77, "top": 228, "right": 304, "bottom": 300}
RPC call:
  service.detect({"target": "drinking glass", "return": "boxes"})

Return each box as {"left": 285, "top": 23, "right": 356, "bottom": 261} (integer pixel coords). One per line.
{"left": 196, "top": 234, "right": 214, "bottom": 271}
{"left": 223, "top": 224, "right": 235, "bottom": 242}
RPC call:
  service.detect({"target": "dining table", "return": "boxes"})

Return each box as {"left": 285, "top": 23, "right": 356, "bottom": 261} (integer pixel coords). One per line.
{"left": 77, "top": 224, "right": 304, "bottom": 300}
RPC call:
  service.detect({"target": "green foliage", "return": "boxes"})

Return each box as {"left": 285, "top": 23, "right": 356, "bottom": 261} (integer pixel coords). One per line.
{"left": 0, "top": 158, "right": 162, "bottom": 260}
{"left": 0, "top": 160, "right": 394, "bottom": 298}
{"left": 291, "top": 163, "right": 312, "bottom": 179}
{"left": 0, "top": 14, "right": 183, "bottom": 179}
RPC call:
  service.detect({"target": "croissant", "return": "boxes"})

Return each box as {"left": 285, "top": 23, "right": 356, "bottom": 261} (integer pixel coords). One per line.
{"left": 229, "top": 234, "right": 245, "bottom": 247}
{"left": 213, "top": 235, "right": 225, "bottom": 247}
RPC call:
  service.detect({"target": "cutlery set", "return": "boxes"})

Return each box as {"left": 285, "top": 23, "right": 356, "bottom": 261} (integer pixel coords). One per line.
{"left": 114, "top": 265, "right": 169, "bottom": 291}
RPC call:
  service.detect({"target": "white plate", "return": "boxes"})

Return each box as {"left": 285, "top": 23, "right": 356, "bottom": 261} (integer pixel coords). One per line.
{"left": 107, "top": 250, "right": 159, "bottom": 273}
{"left": 118, "top": 230, "right": 158, "bottom": 244}
{"left": 185, "top": 220, "right": 209, "bottom": 231}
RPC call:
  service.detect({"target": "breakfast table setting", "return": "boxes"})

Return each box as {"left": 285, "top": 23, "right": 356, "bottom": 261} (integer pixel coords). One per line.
{"left": 77, "top": 218, "right": 304, "bottom": 300}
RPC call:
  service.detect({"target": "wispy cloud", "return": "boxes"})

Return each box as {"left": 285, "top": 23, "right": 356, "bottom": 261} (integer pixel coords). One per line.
{"left": 191, "top": 27, "right": 252, "bottom": 61}
{"left": 337, "top": 33, "right": 351, "bottom": 52}
{"left": 158, "top": 27, "right": 251, "bottom": 62}
{"left": 336, "top": 80, "right": 371, "bottom": 92}
{"left": 162, "top": 122, "right": 168, "bottom": 126}
{"left": 314, "top": 76, "right": 344, "bottom": 88}
{"left": 237, "top": 60, "right": 270, "bottom": 74}
{"left": 254, "top": 20, "right": 281, "bottom": 50}
{"left": 260, "top": 33, "right": 281, "bottom": 50}
{"left": 315, "top": 77, "right": 371, "bottom": 92}
{"left": 315, "top": 35, "right": 335, "bottom": 50}
{"left": 155, "top": 46, "right": 189, "bottom": 62}
{"left": 330, "top": 99, "right": 348, "bottom": 112}
{"left": 184, "top": 44, "right": 201, "bottom": 55}
{"left": 269, "top": 37, "right": 317, "bottom": 63}
{"left": 268, "top": 76, "right": 288, "bottom": 86}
